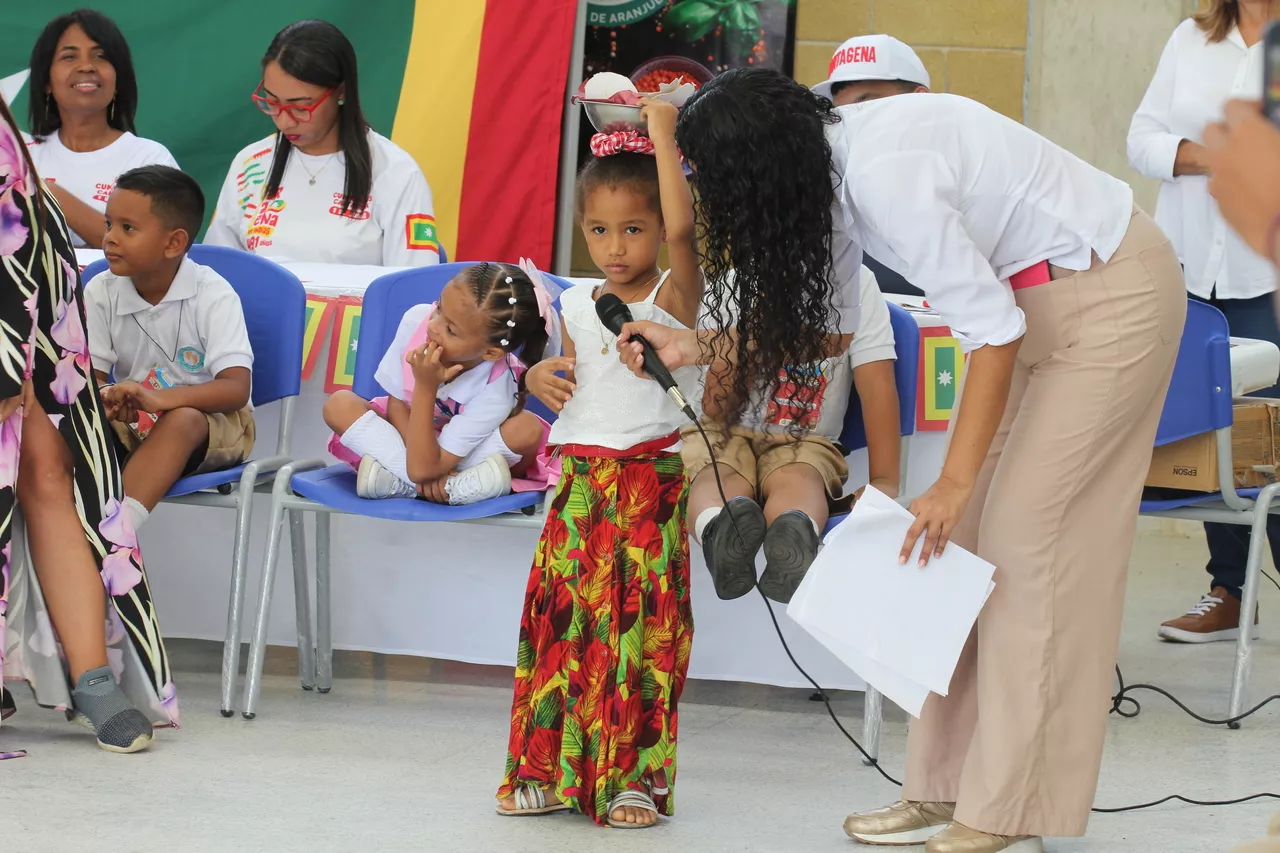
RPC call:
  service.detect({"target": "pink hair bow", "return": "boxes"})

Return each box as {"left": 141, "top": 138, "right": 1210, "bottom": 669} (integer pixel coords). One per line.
{"left": 519, "top": 258, "right": 563, "bottom": 357}
{"left": 590, "top": 130, "right": 655, "bottom": 157}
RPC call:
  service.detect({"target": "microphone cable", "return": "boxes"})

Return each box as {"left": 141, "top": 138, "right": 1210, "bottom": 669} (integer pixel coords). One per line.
{"left": 691, "top": 418, "right": 1280, "bottom": 813}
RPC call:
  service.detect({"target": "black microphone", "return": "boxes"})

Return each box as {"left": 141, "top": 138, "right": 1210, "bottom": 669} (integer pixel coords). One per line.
{"left": 595, "top": 292, "right": 697, "bottom": 422}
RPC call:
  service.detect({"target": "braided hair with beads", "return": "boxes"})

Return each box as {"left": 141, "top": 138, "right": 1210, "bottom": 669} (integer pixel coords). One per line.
{"left": 465, "top": 262, "right": 551, "bottom": 414}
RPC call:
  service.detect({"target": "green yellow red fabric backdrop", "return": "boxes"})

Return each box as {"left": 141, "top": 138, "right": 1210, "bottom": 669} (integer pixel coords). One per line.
{"left": 3, "top": 1, "right": 577, "bottom": 267}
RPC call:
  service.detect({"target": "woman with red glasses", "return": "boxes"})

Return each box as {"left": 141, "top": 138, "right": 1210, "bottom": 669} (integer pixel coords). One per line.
{"left": 26, "top": 9, "right": 178, "bottom": 249}
{"left": 205, "top": 19, "right": 439, "bottom": 267}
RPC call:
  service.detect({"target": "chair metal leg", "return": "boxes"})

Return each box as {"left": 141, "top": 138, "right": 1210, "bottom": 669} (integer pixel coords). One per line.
{"left": 315, "top": 513, "right": 333, "bottom": 694}
{"left": 1227, "top": 482, "right": 1279, "bottom": 726}
{"left": 218, "top": 476, "right": 257, "bottom": 717}
{"left": 242, "top": 477, "right": 292, "bottom": 719}
{"left": 288, "top": 509, "right": 315, "bottom": 691}
{"left": 862, "top": 686, "right": 884, "bottom": 765}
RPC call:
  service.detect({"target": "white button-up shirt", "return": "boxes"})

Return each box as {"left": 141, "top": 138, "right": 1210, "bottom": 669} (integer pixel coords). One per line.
{"left": 1128, "top": 19, "right": 1269, "bottom": 300}
{"left": 829, "top": 94, "right": 1134, "bottom": 351}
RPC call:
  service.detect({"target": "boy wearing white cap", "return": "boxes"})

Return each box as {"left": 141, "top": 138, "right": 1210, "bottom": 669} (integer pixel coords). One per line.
{"left": 813, "top": 34, "right": 931, "bottom": 106}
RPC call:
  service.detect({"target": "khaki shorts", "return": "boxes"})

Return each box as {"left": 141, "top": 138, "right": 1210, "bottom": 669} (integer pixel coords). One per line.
{"left": 111, "top": 406, "right": 256, "bottom": 476}
{"left": 680, "top": 422, "right": 849, "bottom": 500}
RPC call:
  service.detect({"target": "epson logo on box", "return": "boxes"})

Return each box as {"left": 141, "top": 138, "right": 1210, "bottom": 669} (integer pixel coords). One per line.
{"left": 1172, "top": 466, "right": 1197, "bottom": 476}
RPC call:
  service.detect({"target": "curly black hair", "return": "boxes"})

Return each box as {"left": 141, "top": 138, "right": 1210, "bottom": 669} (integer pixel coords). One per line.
{"left": 676, "top": 67, "right": 841, "bottom": 427}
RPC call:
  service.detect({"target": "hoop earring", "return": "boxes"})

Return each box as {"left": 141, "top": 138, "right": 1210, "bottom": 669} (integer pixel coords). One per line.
{"left": 109, "top": 97, "right": 116, "bottom": 122}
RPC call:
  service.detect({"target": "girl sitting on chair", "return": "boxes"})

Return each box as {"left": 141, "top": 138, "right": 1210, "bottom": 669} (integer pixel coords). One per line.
{"left": 322, "top": 261, "right": 556, "bottom": 505}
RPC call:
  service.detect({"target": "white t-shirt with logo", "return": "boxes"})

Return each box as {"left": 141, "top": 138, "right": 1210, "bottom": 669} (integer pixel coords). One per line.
{"left": 27, "top": 131, "right": 179, "bottom": 247}
{"left": 83, "top": 257, "right": 255, "bottom": 407}
{"left": 205, "top": 130, "right": 439, "bottom": 268}
{"left": 705, "top": 265, "right": 896, "bottom": 442}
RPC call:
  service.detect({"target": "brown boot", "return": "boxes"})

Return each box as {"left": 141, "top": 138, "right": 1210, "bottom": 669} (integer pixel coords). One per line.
{"left": 1159, "top": 586, "right": 1259, "bottom": 644}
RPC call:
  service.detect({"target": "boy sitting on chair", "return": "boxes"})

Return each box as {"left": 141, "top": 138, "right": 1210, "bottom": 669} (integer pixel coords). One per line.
{"left": 84, "top": 165, "right": 255, "bottom": 533}
{"left": 685, "top": 264, "right": 901, "bottom": 604}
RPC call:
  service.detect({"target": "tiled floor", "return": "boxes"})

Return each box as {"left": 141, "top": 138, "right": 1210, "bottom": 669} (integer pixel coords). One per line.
{"left": 3, "top": 529, "right": 1278, "bottom": 852}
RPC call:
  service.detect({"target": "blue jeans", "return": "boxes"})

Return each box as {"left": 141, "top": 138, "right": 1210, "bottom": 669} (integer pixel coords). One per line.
{"left": 1197, "top": 292, "right": 1280, "bottom": 600}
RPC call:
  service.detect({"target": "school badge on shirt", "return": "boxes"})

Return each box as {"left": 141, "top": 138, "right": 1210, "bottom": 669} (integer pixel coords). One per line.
{"left": 405, "top": 214, "right": 440, "bottom": 253}
{"left": 176, "top": 347, "right": 205, "bottom": 372}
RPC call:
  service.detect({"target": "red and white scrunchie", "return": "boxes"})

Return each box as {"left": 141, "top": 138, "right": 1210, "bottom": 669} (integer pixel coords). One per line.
{"left": 590, "top": 130, "right": 656, "bottom": 157}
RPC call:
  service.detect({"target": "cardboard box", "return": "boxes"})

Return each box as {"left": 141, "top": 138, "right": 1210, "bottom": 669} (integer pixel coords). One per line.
{"left": 1145, "top": 398, "right": 1280, "bottom": 492}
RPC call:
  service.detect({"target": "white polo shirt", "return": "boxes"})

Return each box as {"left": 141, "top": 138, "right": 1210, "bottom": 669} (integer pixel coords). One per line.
{"left": 829, "top": 93, "right": 1134, "bottom": 352}
{"left": 27, "top": 131, "right": 178, "bottom": 248}
{"left": 84, "top": 257, "right": 254, "bottom": 404}
{"left": 373, "top": 304, "right": 519, "bottom": 459}
{"left": 1128, "top": 19, "right": 1270, "bottom": 300}
{"left": 205, "top": 130, "right": 439, "bottom": 268}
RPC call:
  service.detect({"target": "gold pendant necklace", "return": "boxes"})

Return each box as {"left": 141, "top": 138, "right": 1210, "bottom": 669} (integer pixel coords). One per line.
{"left": 597, "top": 272, "right": 662, "bottom": 354}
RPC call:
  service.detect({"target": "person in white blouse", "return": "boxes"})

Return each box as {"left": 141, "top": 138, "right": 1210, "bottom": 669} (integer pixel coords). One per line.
{"left": 205, "top": 20, "right": 439, "bottom": 267}
{"left": 26, "top": 10, "right": 178, "bottom": 248}
{"left": 621, "top": 69, "right": 1186, "bottom": 853}
{"left": 1130, "top": 0, "right": 1278, "bottom": 644}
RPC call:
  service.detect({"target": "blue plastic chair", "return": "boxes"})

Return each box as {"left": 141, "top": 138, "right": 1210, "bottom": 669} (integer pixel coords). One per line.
{"left": 1138, "top": 299, "right": 1276, "bottom": 724}
{"left": 242, "top": 262, "right": 565, "bottom": 718}
{"left": 81, "top": 244, "right": 305, "bottom": 717}
{"left": 824, "top": 302, "right": 921, "bottom": 535}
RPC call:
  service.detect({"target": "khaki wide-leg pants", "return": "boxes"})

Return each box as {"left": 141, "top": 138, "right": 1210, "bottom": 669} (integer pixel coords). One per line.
{"left": 900, "top": 209, "right": 1186, "bottom": 837}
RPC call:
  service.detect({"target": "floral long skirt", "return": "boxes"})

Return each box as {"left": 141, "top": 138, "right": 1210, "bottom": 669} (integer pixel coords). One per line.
{"left": 498, "top": 450, "right": 692, "bottom": 825}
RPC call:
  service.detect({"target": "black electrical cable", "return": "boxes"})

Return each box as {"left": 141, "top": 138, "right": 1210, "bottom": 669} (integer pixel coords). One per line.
{"left": 694, "top": 420, "right": 902, "bottom": 784}
{"left": 693, "top": 402, "right": 1280, "bottom": 814}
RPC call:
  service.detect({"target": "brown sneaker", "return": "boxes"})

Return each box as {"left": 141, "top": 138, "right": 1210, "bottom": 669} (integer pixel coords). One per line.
{"left": 843, "top": 800, "right": 954, "bottom": 845}
{"left": 925, "top": 823, "right": 1042, "bottom": 853}
{"left": 1158, "top": 586, "right": 1260, "bottom": 644}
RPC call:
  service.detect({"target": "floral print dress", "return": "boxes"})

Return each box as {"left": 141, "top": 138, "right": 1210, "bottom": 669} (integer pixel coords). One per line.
{"left": 0, "top": 121, "right": 177, "bottom": 743}
{"left": 498, "top": 447, "right": 693, "bottom": 825}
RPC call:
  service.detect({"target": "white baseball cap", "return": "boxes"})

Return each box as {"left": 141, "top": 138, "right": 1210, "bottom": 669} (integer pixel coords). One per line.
{"left": 812, "top": 35, "right": 930, "bottom": 101}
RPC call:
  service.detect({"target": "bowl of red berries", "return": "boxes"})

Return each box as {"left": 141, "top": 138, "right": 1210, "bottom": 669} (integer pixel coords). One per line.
{"left": 630, "top": 56, "right": 714, "bottom": 94}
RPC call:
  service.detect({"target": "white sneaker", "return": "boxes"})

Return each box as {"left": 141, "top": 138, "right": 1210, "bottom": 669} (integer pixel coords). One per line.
{"left": 445, "top": 454, "right": 512, "bottom": 505}
{"left": 356, "top": 456, "right": 416, "bottom": 500}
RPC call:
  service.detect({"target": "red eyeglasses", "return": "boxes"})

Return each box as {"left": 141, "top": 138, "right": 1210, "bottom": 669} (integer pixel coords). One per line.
{"left": 250, "top": 81, "right": 337, "bottom": 122}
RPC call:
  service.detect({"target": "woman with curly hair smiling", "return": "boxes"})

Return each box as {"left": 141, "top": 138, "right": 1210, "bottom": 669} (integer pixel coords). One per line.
{"left": 618, "top": 67, "right": 1185, "bottom": 853}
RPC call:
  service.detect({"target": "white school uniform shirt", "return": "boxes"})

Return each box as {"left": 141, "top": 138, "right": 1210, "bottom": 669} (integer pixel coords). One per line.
{"left": 27, "top": 131, "right": 178, "bottom": 247}
{"left": 1128, "top": 19, "right": 1270, "bottom": 300}
{"left": 373, "top": 304, "right": 519, "bottom": 460}
{"left": 829, "top": 94, "right": 1134, "bottom": 352}
{"left": 205, "top": 130, "right": 439, "bottom": 267}
{"left": 83, "top": 257, "right": 254, "bottom": 406}
{"left": 708, "top": 265, "right": 895, "bottom": 441}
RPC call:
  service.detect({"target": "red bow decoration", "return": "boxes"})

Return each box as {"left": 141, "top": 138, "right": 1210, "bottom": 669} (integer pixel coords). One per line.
{"left": 590, "top": 131, "right": 656, "bottom": 157}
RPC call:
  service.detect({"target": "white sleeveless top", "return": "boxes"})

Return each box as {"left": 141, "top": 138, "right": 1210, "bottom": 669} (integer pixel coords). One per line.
{"left": 548, "top": 272, "right": 700, "bottom": 451}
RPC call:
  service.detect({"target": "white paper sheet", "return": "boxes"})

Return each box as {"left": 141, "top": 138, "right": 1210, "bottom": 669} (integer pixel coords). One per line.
{"left": 786, "top": 487, "right": 996, "bottom": 717}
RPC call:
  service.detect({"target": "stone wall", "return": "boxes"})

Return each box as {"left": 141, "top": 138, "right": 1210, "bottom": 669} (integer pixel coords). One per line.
{"left": 793, "top": 0, "right": 1029, "bottom": 120}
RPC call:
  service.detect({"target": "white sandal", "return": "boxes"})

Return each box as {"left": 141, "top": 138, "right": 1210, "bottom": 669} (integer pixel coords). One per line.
{"left": 606, "top": 788, "right": 660, "bottom": 829}
{"left": 495, "top": 785, "right": 571, "bottom": 817}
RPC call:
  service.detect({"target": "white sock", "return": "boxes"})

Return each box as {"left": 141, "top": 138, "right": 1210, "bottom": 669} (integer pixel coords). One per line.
{"left": 125, "top": 496, "right": 150, "bottom": 532}
{"left": 693, "top": 507, "right": 721, "bottom": 546}
{"left": 340, "top": 412, "right": 411, "bottom": 485}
